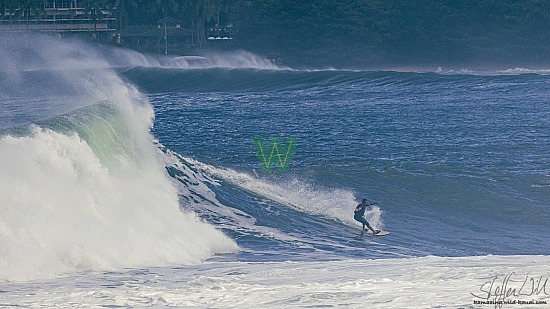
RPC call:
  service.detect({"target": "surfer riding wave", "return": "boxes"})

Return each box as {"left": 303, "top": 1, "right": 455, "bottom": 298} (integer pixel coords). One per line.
{"left": 354, "top": 198, "right": 380, "bottom": 235}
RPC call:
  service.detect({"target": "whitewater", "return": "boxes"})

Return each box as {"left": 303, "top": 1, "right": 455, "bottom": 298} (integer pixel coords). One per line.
{"left": 0, "top": 33, "right": 549, "bottom": 308}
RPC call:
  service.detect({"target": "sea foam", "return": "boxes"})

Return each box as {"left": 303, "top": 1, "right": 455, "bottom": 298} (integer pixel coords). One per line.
{"left": 0, "top": 33, "right": 237, "bottom": 281}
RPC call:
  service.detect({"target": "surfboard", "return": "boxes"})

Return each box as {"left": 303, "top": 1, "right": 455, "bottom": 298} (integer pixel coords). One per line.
{"left": 364, "top": 230, "right": 390, "bottom": 236}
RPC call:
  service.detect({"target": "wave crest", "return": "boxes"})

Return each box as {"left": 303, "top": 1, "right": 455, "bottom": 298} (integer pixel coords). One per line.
{"left": 0, "top": 33, "right": 237, "bottom": 281}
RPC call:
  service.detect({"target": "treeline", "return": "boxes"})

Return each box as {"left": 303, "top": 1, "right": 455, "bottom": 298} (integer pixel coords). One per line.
{"left": 228, "top": 0, "right": 550, "bottom": 66}
{"left": 3, "top": 0, "right": 550, "bottom": 66}
{"left": 128, "top": 0, "right": 550, "bottom": 66}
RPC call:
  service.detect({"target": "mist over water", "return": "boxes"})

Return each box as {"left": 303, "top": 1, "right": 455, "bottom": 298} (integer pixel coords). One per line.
{"left": 101, "top": 46, "right": 284, "bottom": 70}
{"left": 0, "top": 33, "right": 285, "bottom": 131}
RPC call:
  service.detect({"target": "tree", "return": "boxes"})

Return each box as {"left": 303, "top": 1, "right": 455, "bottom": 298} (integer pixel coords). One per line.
{"left": 180, "top": 0, "right": 217, "bottom": 46}
{"left": 1, "top": 0, "right": 25, "bottom": 29}
{"left": 151, "top": 0, "right": 178, "bottom": 53}
{"left": 109, "top": 0, "right": 138, "bottom": 34}
{"left": 20, "top": 0, "right": 47, "bottom": 30}
{"left": 81, "top": 0, "right": 110, "bottom": 39}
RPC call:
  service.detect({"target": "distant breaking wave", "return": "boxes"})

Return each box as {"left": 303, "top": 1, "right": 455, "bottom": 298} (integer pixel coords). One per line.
{"left": 121, "top": 66, "right": 550, "bottom": 94}
{"left": 102, "top": 48, "right": 286, "bottom": 70}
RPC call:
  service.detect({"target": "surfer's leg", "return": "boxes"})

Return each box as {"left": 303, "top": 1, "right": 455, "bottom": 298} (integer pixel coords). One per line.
{"left": 362, "top": 219, "right": 378, "bottom": 234}
{"left": 355, "top": 216, "right": 375, "bottom": 234}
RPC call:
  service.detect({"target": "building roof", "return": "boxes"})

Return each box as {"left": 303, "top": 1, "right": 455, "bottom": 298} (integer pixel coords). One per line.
{"left": 122, "top": 25, "right": 194, "bottom": 38}
{"left": 156, "top": 17, "right": 182, "bottom": 26}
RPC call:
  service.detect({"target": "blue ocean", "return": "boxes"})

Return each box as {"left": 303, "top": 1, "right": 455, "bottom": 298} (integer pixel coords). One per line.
{"left": 1, "top": 34, "right": 549, "bottom": 308}
{"left": 132, "top": 67, "right": 550, "bottom": 259}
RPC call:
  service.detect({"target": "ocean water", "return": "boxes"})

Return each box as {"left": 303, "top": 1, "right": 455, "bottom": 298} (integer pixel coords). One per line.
{"left": 0, "top": 33, "right": 549, "bottom": 308}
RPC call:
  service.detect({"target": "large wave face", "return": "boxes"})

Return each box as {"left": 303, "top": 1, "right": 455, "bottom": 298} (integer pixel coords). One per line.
{"left": 141, "top": 65, "right": 550, "bottom": 259}
{"left": 0, "top": 33, "right": 237, "bottom": 281}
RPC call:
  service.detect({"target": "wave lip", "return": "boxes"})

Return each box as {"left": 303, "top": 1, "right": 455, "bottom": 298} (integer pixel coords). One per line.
{"left": 103, "top": 48, "right": 287, "bottom": 70}
{"left": 184, "top": 157, "right": 384, "bottom": 230}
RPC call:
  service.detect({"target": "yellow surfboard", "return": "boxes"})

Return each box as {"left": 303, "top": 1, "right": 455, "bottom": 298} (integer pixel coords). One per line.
{"left": 364, "top": 230, "right": 390, "bottom": 236}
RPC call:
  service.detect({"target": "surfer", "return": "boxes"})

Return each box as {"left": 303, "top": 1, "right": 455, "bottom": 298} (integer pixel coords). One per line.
{"left": 354, "top": 198, "right": 380, "bottom": 234}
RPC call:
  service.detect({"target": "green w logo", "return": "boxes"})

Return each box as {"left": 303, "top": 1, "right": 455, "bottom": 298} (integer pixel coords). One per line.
{"left": 253, "top": 136, "right": 297, "bottom": 172}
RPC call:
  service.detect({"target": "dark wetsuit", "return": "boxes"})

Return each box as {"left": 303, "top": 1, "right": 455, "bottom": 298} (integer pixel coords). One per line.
{"left": 354, "top": 203, "right": 374, "bottom": 231}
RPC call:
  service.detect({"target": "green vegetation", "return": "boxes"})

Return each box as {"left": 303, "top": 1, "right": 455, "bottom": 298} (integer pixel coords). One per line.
{"left": 228, "top": 0, "right": 550, "bottom": 66}
{"left": 2, "top": 0, "right": 550, "bottom": 66}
